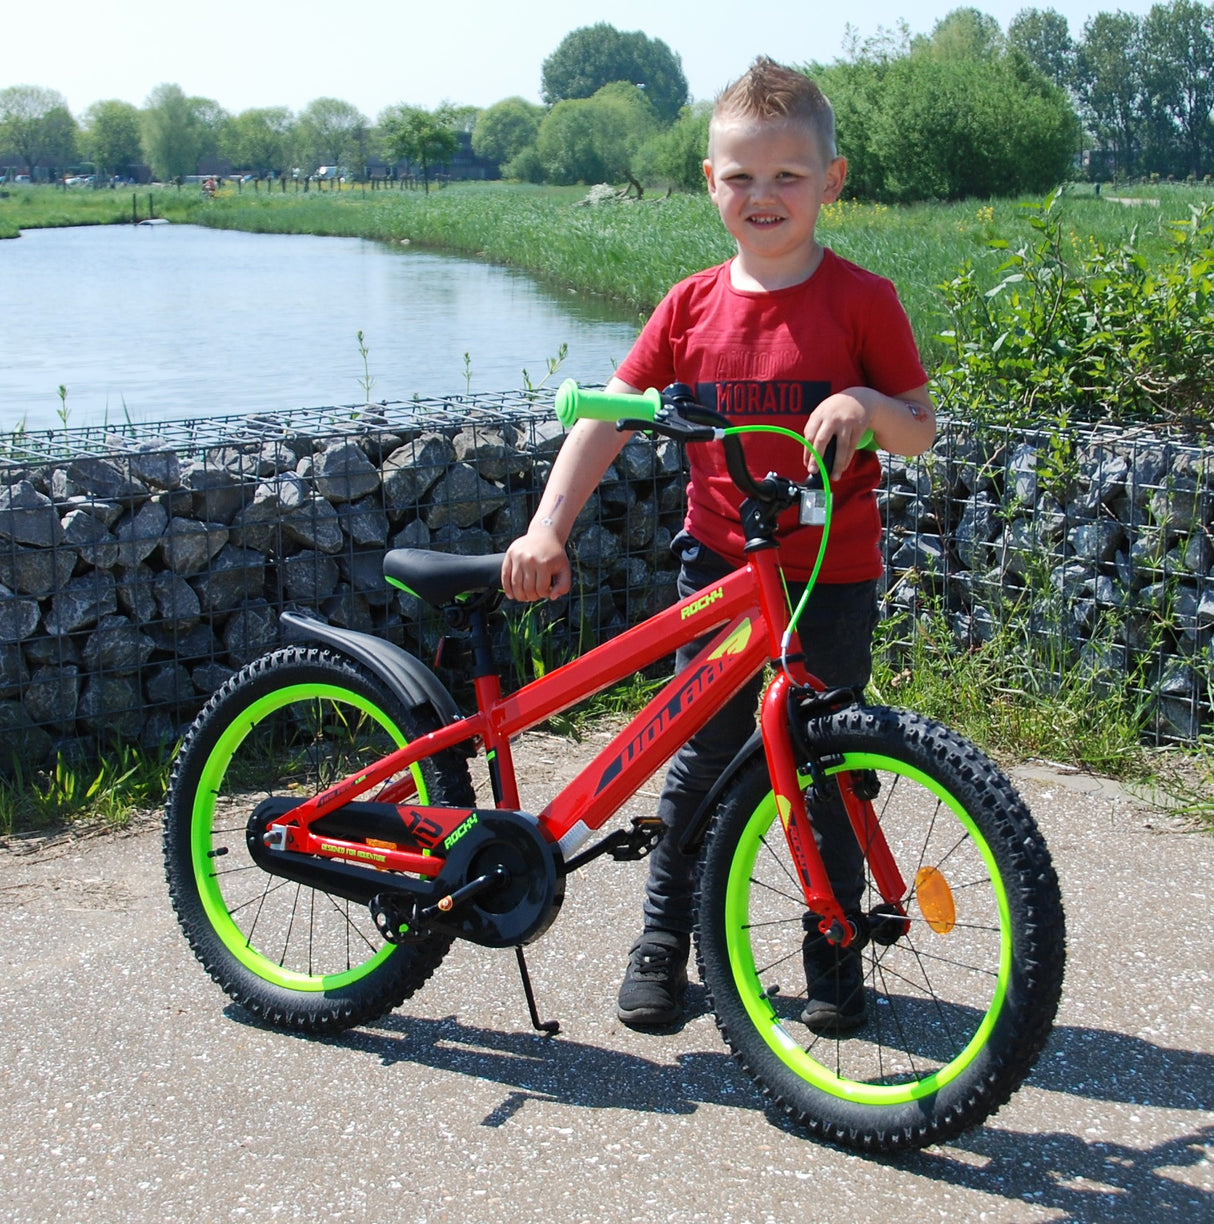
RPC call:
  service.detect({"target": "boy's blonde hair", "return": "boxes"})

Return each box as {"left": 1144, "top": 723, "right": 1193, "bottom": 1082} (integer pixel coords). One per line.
{"left": 710, "top": 57, "right": 837, "bottom": 162}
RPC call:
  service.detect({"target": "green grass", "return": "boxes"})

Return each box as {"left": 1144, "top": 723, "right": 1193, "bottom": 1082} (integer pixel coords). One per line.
{"left": 0, "top": 743, "right": 174, "bottom": 839}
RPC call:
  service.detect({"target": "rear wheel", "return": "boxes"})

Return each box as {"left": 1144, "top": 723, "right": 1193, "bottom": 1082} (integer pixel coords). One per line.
{"left": 697, "top": 705, "right": 1065, "bottom": 1153}
{"left": 163, "top": 646, "right": 474, "bottom": 1034}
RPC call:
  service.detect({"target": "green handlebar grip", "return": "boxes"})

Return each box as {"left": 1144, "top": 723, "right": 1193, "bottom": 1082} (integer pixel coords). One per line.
{"left": 555, "top": 379, "right": 662, "bottom": 429}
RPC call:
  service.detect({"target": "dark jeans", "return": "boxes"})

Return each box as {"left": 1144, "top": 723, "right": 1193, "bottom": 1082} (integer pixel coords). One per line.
{"left": 642, "top": 532, "right": 879, "bottom": 935}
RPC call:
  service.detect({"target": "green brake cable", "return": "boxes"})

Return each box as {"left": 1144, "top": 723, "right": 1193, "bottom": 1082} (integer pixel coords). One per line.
{"left": 720, "top": 423, "right": 843, "bottom": 681}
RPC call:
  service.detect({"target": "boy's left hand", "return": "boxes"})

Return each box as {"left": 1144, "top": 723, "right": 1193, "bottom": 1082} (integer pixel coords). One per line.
{"left": 804, "top": 391, "right": 871, "bottom": 482}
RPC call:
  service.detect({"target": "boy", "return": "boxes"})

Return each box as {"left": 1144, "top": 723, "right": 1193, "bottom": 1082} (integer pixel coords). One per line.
{"left": 501, "top": 58, "right": 935, "bottom": 1029}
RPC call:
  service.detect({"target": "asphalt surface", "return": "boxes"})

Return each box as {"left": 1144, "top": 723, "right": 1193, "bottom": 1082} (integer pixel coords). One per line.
{"left": 1, "top": 728, "right": 1211, "bottom": 1224}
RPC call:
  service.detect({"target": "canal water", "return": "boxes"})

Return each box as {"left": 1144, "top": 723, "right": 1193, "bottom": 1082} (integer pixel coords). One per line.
{"left": 0, "top": 224, "right": 641, "bottom": 432}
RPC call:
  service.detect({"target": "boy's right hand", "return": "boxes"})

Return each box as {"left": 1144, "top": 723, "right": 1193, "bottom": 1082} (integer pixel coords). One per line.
{"left": 501, "top": 528, "right": 572, "bottom": 602}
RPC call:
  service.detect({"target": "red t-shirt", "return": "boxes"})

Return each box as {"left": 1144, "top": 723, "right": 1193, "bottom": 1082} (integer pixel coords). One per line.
{"left": 615, "top": 252, "right": 927, "bottom": 582}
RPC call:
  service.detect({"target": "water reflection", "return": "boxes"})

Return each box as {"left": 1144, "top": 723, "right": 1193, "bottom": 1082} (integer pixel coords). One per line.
{"left": 0, "top": 224, "right": 640, "bottom": 432}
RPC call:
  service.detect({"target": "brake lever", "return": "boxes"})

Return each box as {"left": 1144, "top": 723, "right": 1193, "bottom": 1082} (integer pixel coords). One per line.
{"left": 616, "top": 415, "right": 719, "bottom": 443}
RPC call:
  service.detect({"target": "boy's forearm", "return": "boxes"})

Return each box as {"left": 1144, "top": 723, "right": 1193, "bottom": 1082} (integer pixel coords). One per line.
{"left": 867, "top": 386, "right": 936, "bottom": 457}
{"left": 528, "top": 417, "right": 630, "bottom": 543}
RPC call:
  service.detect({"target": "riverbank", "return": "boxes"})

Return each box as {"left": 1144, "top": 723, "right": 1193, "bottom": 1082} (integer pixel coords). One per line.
{"left": 2, "top": 181, "right": 1204, "bottom": 368}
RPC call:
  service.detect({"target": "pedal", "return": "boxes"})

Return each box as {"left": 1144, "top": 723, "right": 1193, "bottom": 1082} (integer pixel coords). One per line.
{"left": 610, "top": 817, "right": 666, "bottom": 861}
{"left": 369, "top": 893, "right": 429, "bottom": 945}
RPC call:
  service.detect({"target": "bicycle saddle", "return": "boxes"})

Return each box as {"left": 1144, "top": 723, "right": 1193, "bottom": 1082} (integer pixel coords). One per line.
{"left": 383, "top": 548, "right": 507, "bottom": 607}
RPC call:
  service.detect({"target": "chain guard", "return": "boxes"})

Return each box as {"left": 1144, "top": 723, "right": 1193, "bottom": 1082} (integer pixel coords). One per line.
{"left": 427, "top": 808, "right": 564, "bottom": 947}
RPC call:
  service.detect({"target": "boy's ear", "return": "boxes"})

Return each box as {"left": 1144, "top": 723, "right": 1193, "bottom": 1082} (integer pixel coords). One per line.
{"left": 824, "top": 156, "right": 848, "bottom": 203}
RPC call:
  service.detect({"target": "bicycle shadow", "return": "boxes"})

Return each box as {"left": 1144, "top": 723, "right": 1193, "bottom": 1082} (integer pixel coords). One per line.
{"left": 224, "top": 1001, "right": 1212, "bottom": 1217}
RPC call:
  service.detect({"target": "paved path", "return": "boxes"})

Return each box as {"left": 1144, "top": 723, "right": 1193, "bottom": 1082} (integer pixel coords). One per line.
{"left": 1, "top": 732, "right": 1211, "bottom": 1223}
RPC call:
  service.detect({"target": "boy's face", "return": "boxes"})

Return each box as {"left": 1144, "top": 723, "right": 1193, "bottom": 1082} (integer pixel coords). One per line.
{"left": 703, "top": 118, "right": 846, "bottom": 278}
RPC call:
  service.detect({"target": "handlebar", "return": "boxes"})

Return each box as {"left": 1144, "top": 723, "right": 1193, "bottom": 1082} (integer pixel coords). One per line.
{"left": 555, "top": 379, "right": 876, "bottom": 499}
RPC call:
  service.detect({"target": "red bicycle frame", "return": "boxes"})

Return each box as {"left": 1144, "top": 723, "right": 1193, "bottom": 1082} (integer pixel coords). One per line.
{"left": 271, "top": 542, "right": 905, "bottom": 938}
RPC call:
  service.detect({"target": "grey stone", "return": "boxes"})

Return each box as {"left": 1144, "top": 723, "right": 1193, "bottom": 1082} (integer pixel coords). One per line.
{"left": 181, "top": 462, "right": 248, "bottom": 524}
{"left": 159, "top": 518, "right": 229, "bottom": 575}
{"left": 115, "top": 500, "right": 169, "bottom": 568}
{"left": 382, "top": 433, "right": 455, "bottom": 510}
{"left": 0, "top": 544, "right": 76, "bottom": 597}
{"left": 338, "top": 496, "right": 390, "bottom": 548}
{"left": 62, "top": 508, "right": 120, "bottom": 570}
{"left": 116, "top": 564, "right": 157, "bottom": 624}
{"left": 82, "top": 615, "right": 156, "bottom": 674}
{"left": 77, "top": 675, "right": 143, "bottom": 738}
{"left": 282, "top": 496, "right": 343, "bottom": 553}
{"left": 313, "top": 440, "right": 381, "bottom": 503}
{"left": 0, "top": 702, "right": 53, "bottom": 771}
{"left": 1068, "top": 520, "right": 1126, "bottom": 564}
{"left": 152, "top": 570, "right": 201, "bottom": 632}
{"left": 24, "top": 663, "right": 79, "bottom": 728}
{"left": 105, "top": 435, "right": 182, "bottom": 490}
{"left": 44, "top": 572, "right": 118, "bottom": 635}
{"left": 145, "top": 662, "right": 194, "bottom": 708}
{"left": 191, "top": 545, "right": 266, "bottom": 613}
{"left": 0, "top": 481, "right": 65, "bottom": 547}
{"left": 453, "top": 425, "right": 524, "bottom": 482}
{"left": 223, "top": 601, "right": 279, "bottom": 666}
{"left": 426, "top": 463, "right": 507, "bottom": 530}
{"left": 281, "top": 550, "right": 341, "bottom": 604}
{"left": 64, "top": 455, "right": 148, "bottom": 501}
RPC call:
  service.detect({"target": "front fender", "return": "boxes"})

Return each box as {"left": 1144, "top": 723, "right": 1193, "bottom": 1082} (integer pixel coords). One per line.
{"left": 280, "top": 608, "right": 462, "bottom": 727}
{"left": 677, "top": 731, "right": 765, "bottom": 857}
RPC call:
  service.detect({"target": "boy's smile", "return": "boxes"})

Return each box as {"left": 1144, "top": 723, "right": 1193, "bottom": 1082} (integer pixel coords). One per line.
{"left": 704, "top": 118, "right": 847, "bottom": 290}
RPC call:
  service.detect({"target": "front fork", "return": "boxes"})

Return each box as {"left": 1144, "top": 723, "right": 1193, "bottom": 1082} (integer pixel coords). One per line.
{"left": 759, "top": 672, "right": 907, "bottom": 945}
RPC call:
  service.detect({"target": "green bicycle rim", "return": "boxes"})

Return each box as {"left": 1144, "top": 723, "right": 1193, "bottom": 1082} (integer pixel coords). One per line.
{"left": 724, "top": 752, "right": 1014, "bottom": 1105}
{"left": 190, "top": 681, "right": 414, "bottom": 992}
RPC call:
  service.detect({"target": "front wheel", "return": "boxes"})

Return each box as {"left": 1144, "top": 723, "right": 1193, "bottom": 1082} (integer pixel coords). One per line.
{"left": 696, "top": 705, "right": 1065, "bottom": 1153}
{"left": 163, "top": 645, "right": 475, "bottom": 1035}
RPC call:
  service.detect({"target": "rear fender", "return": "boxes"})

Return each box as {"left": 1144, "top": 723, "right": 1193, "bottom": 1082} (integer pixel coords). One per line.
{"left": 280, "top": 609, "right": 462, "bottom": 727}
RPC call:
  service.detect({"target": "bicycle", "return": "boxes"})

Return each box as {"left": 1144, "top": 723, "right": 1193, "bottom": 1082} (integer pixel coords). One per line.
{"left": 163, "top": 381, "right": 1066, "bottom": 1154}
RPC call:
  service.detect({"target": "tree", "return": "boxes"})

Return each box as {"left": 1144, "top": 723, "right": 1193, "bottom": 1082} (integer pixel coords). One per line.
{"left": 83, "top": 100, "right": 144, "bottom": 178}
{"left": 1141, "top": 0, "right": 1214, "bottom": 178}
{"left": 635, "top": 102, "right": 712, "bottom": 191}
{"left": 380, "top": 103, "right": 459, "bottom": 191}
{"left": 1007, "top": 7, "right": 1077, "bottom": 92}
{"left": 141, "top": 84, "right": 228, "bottom": 180}
{"left": 472, "top": 97, "right": 543, "bottom": 167}
{"left": 917, "top": 7, "right": 1005, "bottom": 59}
{"left": 297, "top": 97, "right": 368, "bottom": 174}
{"left": 535, "top": 83, "right": 658, "bottom": 188}
{"left": 1077, "top": 12, "right": 1145, "bottom": 179}
{"left": 224, "top": 107, "right": 295, "bottom": 176}
{"left": 816, "top": 49, "right": 1077, "bottom": 202}
{"left": 0, "top": 85, "right": 76, "bottom": 176}
{"left": 542, "top": 23, "right": 688, "bottom": 124}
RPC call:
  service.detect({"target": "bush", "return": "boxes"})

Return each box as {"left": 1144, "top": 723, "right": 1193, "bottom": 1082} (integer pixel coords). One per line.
{"left": 935, "top": 189, "right": 1214, "bottom": 433}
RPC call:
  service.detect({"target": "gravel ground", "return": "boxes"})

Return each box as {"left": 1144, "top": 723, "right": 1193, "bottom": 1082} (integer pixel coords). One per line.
{"left": 0, "top": 728, "right": 1211, "bottom": 1224}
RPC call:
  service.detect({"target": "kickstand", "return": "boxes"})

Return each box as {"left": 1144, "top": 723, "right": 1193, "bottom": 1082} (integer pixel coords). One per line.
{"left": 514, "top": 946, "right": 560, "bottom": 1035}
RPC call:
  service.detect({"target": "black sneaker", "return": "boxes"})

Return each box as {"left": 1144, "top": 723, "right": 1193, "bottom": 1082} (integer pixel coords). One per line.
{"left": 616, "top": 930, "right": 690, "bottom": 1027}
{"left": 801, "top": 921, "right": 866, "bottom": 1034}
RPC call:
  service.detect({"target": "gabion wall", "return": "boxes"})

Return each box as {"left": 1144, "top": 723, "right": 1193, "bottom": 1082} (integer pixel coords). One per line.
{"left": 0, "top": 394, "right": 1209, "bottom": 771}
{"left": 879, "top": 421, "right": 1212, "bottom": 742}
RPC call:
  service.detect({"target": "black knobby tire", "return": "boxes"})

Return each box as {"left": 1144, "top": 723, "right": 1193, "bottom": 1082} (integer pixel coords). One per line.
{"left": 696, "top": 705, "right": 1065, "bottom": 1153}
{"left": 163, "top": 645, "right": 475, "bottom": 1035}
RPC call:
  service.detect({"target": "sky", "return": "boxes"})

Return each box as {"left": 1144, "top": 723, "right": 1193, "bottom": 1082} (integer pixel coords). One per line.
{"left": 7, "top": 0, "right": 1162, "bottom": 121}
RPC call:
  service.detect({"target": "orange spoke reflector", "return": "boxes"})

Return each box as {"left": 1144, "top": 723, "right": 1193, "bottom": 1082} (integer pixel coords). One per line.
{"left": 915, "top": 866, "right": 956, "bottom": 934}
